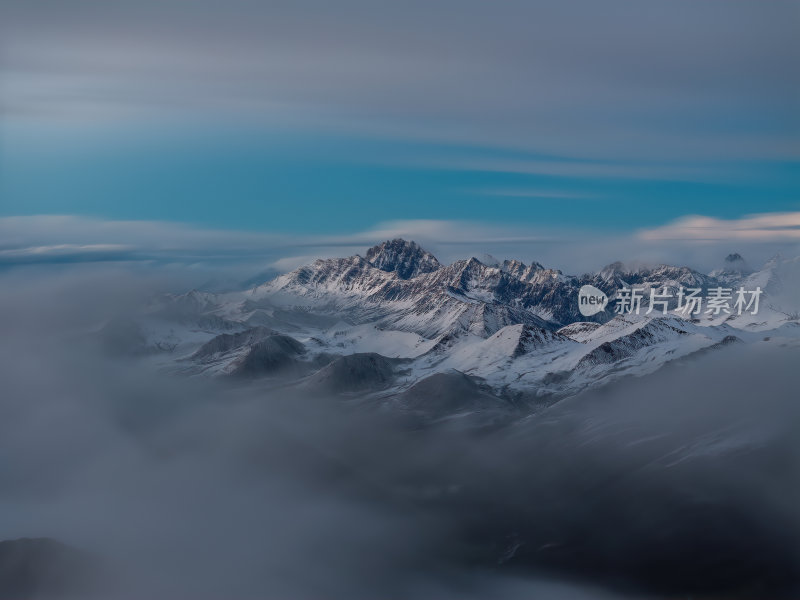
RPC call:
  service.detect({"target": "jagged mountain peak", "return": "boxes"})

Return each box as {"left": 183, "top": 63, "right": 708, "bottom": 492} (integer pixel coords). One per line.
{"left": 725, "top": 252, "right": 746, "bottom": 264}
{"left": 502, "top": 258, "right": 544, "bottom": 275}
{"left": 710, "top": 252, "right": 753, "bottom": 284}
{"left": 478, "top": 253, "right": 501, "bottom": 267}
{"left": 602, "top": 261, "right": 625, "bottom": 272}
{"left": 502, "top": 258, "right": 526, "bottom": 271}
{"left": 439, "top": 257, "right": 503, "bottom": 292}
{"left": 597, "top": 261, "right": 627, "bottom": 285}
{"left": 464, "top": 256, "right": 490, "bottom": 269}
{"left": 595, "top": 261, "right": 712, "bottom": 288}
{"left": 364, "top": 239, "right": 441, "bottom": 279}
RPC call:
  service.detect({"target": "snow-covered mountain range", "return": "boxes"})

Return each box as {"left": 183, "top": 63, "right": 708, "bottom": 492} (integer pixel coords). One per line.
{"left": 101, "top": 239, "right": 800, "bottom": 415}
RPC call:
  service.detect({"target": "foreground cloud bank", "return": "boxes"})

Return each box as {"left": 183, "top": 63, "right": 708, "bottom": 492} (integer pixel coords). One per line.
{"left": 0, "top": 265, "right": 798, "bottom": 599}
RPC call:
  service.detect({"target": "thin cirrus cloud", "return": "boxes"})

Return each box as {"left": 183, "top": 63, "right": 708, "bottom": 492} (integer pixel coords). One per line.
{"left": 471, "top": 189, "right": 598, "bottom": 200}
{"left": 2, "top": 0, "right": 798, "bottom": 163}
{"left": 421, "top": 157, "right": 738, "bottom": 183}
{"left": 0, "top": 244, "right": 135, "bottom": 264}
{"left": 0, "top": 215, "right": 291, "bottom": 264}
{"left": 638, "top": 212, "right": 800, "bottom": 242}
{"left": 0, "top": 215, "right": 546, "bottom": 264}
{"left": 2, "top": 214, "right": 799, "bottom": 278}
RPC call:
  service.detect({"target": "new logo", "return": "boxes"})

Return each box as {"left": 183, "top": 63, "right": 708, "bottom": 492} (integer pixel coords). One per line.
{"left": 578, "top": 285, "right": 608, "bottom": 317}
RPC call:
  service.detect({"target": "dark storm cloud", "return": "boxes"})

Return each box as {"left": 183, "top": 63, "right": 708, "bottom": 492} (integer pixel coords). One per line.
{"left": 2, "top": 0, "right": 798, "bottom": 160}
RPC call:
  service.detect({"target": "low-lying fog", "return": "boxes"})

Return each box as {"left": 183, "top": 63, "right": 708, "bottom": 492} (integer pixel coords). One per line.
{"left": 0, "top": 269, "right": 798, "bottom": 599}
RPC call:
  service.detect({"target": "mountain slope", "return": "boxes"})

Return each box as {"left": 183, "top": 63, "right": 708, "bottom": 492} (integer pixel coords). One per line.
{"left": 365, "top": 238, "right": 441, "bottom": 279}
{"left": 113, "top": 240, "right": 800, "bottom": 406}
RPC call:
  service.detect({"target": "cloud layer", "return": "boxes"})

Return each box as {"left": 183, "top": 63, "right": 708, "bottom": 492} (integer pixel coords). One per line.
{"left": 3, "top": 0, "right": 798, "bottom": 162}
{"left": 2, "top": 213, "right": 800, "bottom": 281}
{"left": 0, "top": 269, "right": 798, "bottom": 598}
{"left": 639, "top": 212, "right": 800, "bottom": 241}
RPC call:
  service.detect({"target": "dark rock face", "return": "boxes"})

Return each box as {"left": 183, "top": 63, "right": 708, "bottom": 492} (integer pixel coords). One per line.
{"left": 501, "top": 258, "right": 545, "bottom": 281}
{"left": 305, "top": 352, "right": 396, "bottom": 393}
{"left": 370, "top": 256, "right": 569, "bottom": 331}
{"left": 512, "top": 325, "right": 570, "bottom": 357}
{"left": 557, "top": 321, "right": 601, "bottom": 340}
{"left": 726, "top": 253, "right": 745, "bottom": 263}
{"left": 229, "top": 334, "right": 306, "bottom": 377}
{"left": 365, "top": 239, "right": 441, "bottom": 279}
{"left": 396, "top": 371, "right": 508, "bottom": 415}
{"left": 192, "top": 326, "right": 275, "bottom": 361}
{"left": 577, "top": 319, "right": 688, "bottom": 367}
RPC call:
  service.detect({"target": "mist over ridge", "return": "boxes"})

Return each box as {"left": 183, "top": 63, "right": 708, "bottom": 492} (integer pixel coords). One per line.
{"left": 0, "top": 266, "right": 798, "bottom": 598}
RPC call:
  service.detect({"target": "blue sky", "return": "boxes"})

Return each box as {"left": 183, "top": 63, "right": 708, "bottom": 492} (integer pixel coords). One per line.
{"left": 3, "top": 119, "right": 798, "bottom": 234}
{"left": 0, "top": 0, "right": 798, "bottom": 273}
